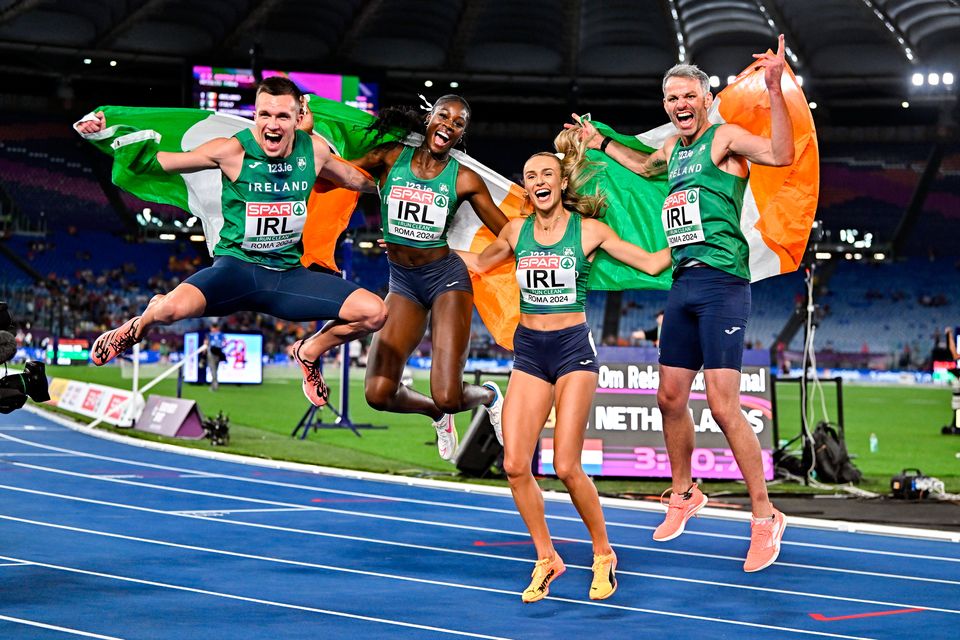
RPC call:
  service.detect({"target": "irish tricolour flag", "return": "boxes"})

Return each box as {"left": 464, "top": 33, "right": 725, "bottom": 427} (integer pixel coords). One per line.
{"left": 77, "top": 57, "right": 816, "bottom": 350}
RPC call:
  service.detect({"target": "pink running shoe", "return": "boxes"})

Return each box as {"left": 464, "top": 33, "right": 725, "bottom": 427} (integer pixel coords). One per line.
{"left": 91, "top": 316, "right": 143, "bottom": 366}
{"left": 293, "top": 340, "right": 329, "bottom": 407}
{"left": 652, "top": 483, "right": 709, "bottom": 542}
{"left": 744, "top": 508, "right": 787, "bottom": 572}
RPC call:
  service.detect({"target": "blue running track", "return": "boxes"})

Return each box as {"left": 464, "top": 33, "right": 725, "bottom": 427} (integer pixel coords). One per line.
{"left": 1, "top": 408, "right": 958, "bottom": 639}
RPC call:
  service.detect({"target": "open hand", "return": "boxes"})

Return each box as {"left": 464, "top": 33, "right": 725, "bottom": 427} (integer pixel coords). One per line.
{"left": 562, "top": 113, "right": 603, "bottom": 149}
{"left": 752, "top": 34, "right": 787, "bottom": 91}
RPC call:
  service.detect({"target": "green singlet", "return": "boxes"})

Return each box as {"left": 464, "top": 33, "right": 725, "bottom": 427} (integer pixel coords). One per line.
{"left": 215, "top": 128, "right": 316, "bottom": 270}
{"left": 663, "top": 124, "right": 750, "bottom": 280}
{"left": 379, "top": 145, "right": 460, "bottom": 248}
{"left": 514, "top": 213, "right": 591, "bottom": 314}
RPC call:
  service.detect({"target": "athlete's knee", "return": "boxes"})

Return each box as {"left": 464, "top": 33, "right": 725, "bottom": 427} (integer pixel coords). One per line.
{"left": 342, "top": 291, "right": 387, "bottom": 333}
{"left": 552, "top": 457, "right": 584, "bottom": 485}
{"left": 432, "top": 387, "right": 466, "bottom": 415}
{"left": 364, "top": 378, "right": 397, "bottom": 412}
{"left": 707, "top": 396, "right": 745, "bottom": 430}
{"left": 657, "top": 385, "right": 689, "bottom": 416}
{"left": 503, "top": 453, "right": 532, "bottom": 482}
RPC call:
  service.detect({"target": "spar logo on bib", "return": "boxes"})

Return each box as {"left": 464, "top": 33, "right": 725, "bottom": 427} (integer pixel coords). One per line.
{"left": 242, "top": 200, "right": 307, "bottom": 252}
{"left": 387, "top": 185, "right": 448, "bottom": 242}
{"left": 517, "top": 254, "right": 577, "bottom": 306}
{"left": 662, "top": 188, "right": 704, "bottom": 247}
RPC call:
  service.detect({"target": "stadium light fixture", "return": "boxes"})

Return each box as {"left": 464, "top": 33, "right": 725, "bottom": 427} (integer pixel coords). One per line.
{"left": 449, "top": 81, "right": 459, "bottom": 88}
{"left": 795, "top": 75, "right": 803, "bottom": 87}
{"left": 874, "top": 252, "right": 886, "bottom": 260}
{"left": 423, "top": 80, "right": 433, "bottom": 87}
{"left": 902, "top": 101, "right": 910, "bottom": 108}
{"left": 189, "top": 235, "right": 205, "bottom": 242}
{"left": 158, "top": 233, "right": 176, "bottom": 241}
{"left": 815, "top": 252, "right": 832, "bottom": 260}
{"left": 726, "top": 75, "right": 737, "bottom": 85}
{"left": 809, "top": 101, "right": 817, "bottom": 109}
{"left": 358, "top": 241, "right": 374, "bottom": 249}
{"left": 83, "top": 58, "right": 92, "bottom": 65}
{"left": 912, "top": 72, "right": 924, "bottom": 86}
{"left": 109, "top": 60, "right": 117, "bottom": 67}
{"left": 928, "top": 72, "right": 940, "bottom": 86}
{"left": 709, "top": 75, "right": 720, "bottom": 88}
{"left": 944, "top": 72, "right": 955, "bottom": 86}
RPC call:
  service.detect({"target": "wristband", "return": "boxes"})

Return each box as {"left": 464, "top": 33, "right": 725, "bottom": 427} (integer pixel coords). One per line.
{"left": 599, "top": 136, "right": 613, "bottom": 153}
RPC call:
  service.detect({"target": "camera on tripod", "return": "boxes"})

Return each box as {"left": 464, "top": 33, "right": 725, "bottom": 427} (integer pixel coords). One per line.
{"left": 0, "top": 301, "right": 50, "bottom": 414}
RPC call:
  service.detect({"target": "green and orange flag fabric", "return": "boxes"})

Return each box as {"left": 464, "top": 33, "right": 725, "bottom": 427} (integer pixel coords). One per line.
{"left": 76, "top": 58, "right": 816, "bottom": 350}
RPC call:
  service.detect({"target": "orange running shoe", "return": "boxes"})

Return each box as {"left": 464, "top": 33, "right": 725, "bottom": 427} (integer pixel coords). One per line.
{"left": 652, "top": 483, "right": 708, "bottom": 542}
{"left": 589, "top": 551, "right": 618, "bottom": 600}
{"left": 91, "top": 316, "right": 143, "bottom": 366}
{"left": 293, "top": 340, "right": 329, "bottom": 407}
{"left": 522, "top": 554, "right": 565, "bottom": 603}
{"left": 744, "top": 508, "right": 787, "bottom": 572}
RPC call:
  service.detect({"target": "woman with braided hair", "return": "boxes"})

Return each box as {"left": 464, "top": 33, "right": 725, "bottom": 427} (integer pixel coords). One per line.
{"left": 349, "top": 95, "right": 508, "bottom": 462}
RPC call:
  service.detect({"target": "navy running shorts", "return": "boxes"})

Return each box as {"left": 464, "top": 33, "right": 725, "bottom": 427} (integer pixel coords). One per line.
{"left": 658, "top": 265, "right": 751, "bottom": 371}
{"left": 184, "top": 255, "right": 360, "bottom": 321}
{"left": 388, "top": 251, "right": 473, "bottom": 308}
{"left": 512, "top": 323, "right": 600, "bottom": 384}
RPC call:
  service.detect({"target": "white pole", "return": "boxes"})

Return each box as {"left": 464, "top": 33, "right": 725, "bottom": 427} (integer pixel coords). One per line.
{"left": 88, "top": 344, "right": 208, "bottom": 430}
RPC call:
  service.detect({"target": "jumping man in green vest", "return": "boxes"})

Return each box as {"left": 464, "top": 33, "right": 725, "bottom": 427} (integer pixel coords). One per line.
{"left": 571, "top": 35, "right": 795, "bottom": 572}
{"left": 75, "top": 77, "right": 386, "bottom": 406}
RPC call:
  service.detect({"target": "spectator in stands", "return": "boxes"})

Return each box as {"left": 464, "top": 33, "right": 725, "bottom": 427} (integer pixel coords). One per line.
{"left": 631, "top": 309, "right": 663, "bottom": 346}
{"left": 75, "top": 76, "right": 386, "bottom": 408}
{"left": 569, "top": 35, "right": 793, "bottom": 572}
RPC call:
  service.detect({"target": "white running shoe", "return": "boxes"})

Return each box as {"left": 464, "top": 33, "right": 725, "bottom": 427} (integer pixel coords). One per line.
{"left": 432, "top": 413, "right": 458, "bottom": 461}
{"left": 482, "top": 381, "right": 504, "bottom": 446}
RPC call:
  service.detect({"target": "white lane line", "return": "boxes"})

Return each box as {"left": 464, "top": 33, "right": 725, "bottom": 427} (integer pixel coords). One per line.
{"left": 0, "top": 426, "right": 59, "bottom": 431}
{"left": 0, "top": 561, "right": 28, "bottom": 566}
{"left": 170, "top": 507, "right": 313, "bottom": 516}
{"left": 0, "top": 614, "right": 123, "bottom": 639}
{"left": 5, "top": 432, "right": 958, "bottom": 561}
{"left": 0, "top": 452, "right": 76, "bottom": 457}
{"left": 0, "top": 554, "right": 510, "bottom": 640}
{"left": 26, "top": 406, "right": 960, "bottom": 545}
{"left": 0, "top": 532, "right": 875, "bottom": 639}
{"left": 8, "top": 460, "right": 960, "bottom": 579}
{"left": 4, "top": 481, "right": 960, "bottom": 609}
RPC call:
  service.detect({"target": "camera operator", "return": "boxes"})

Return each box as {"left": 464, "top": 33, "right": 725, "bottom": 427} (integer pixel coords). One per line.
{"left": 0, "top": 302, "right": 50, "bottom": 414}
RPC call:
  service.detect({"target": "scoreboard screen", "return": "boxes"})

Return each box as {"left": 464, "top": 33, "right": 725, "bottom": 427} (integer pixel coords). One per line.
{"left": 48, "top": 339, "right": 89, "bottom": 366}
{"left": 193, "top": 66, "right": 378, "bottom": 117}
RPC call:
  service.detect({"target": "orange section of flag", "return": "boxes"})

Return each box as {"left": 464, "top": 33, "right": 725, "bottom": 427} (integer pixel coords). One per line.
{"left": 300, "top": 157, "right": 372, "bottom": 272}
{"left": 718, "top": 60, "right": 819, "bottom": 274}
{"left": 467, "top": 183, "right": 527, "bottom": 351}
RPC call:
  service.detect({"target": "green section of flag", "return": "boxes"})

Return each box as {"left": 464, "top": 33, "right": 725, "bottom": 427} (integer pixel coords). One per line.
{"left": 584, "top": 121, "right": 672, "bottom": 291}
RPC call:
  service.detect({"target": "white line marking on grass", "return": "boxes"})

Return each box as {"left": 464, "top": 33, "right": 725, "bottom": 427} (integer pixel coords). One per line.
{"left": 0, "top": 553, "right": 511, "bottom": 640}
{"left": 0, "top": 529, "right": 879, "bottom": 639}
{"left": 0, "top": 614, "right": 123, "bottom": 639}
{"left": 7, "top": 428, "right": 960, "bottom": 557}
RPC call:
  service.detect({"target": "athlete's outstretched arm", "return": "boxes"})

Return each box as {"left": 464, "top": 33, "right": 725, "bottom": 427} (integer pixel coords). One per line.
{"left": 312, "top": 139, "right": 377, "bottom": 193}
{"left": 563, "top": 115, "right": 669, "bottom": 178}
{"left": 458, "top": 168, "right": 509, "bottom": 236}
{"left": 583, "top": 219, "right": 671, "bottom": 275}
{"left": 726, "top": 34, "right": 794, "bottom": 167}
{"left": 74, "top": 110, "right": 237, "bottom": 174}
{"left": 455, "top": 219, "right": 518, "bottom": 274}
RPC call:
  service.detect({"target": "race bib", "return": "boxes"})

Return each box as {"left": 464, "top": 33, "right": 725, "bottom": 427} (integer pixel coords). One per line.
{"left": 386, "top": 185, "right": 449, "bottom": 242}
{"left": 662, "top": 188, "right": 704, "bottom": 247}
{"left": 517, "top": 254, "right": 577, "bottom": 306}
{"left": 241, "top": 200, "right": 307, "bottom": 252}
